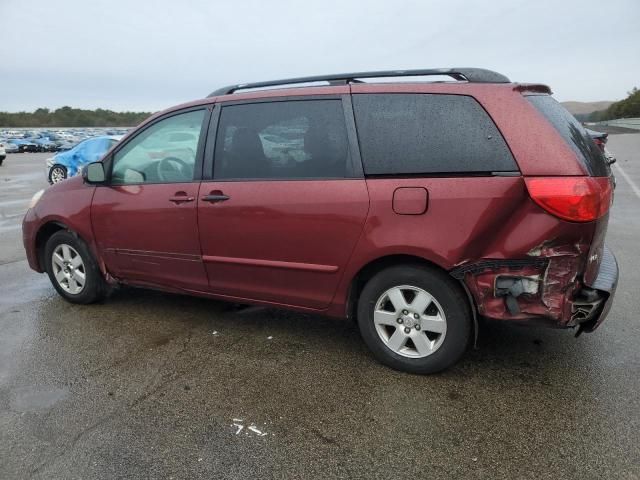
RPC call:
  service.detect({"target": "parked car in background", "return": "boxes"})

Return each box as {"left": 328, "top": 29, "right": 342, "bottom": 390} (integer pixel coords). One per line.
{"left": 32, "top": 136, "right": 59, "bottom": 152}
{"left": 7, "top": 138, "right": 38, "bottom": 153}
{"left": 54, "top": 141, "right": 77, "bottom": 152}
{"left": 586, "top": 128, "right": 616, "bottom": 187}
{"left": 54, "top": 131, "right": 76, "bottom": 141}
{"left": 46, "top": 135, "right": 122, "bottom": 183}
{"left": 586, "top": 128, "right": 616, "bottom": 165}
{"left": 23, "top": 68, "right": 618, "bottom": 374}
{"left": 3, "top": 130, "right": 23, "bottom": 138}
{"left": 0, "top": 142, "right": 5, "bottom": 166}
{"left": 2, "top": 140, "right": 19, "bottom": 154}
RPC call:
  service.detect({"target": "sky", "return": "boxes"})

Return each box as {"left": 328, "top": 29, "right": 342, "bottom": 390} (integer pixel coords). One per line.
{"left": 1, "top": 0, "right": 638, "bottom": 112}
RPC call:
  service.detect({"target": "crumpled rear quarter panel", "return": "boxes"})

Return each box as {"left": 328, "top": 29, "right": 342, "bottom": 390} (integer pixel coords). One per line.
{"left": 335, "top": 176, "right": 597, "bottom": 326}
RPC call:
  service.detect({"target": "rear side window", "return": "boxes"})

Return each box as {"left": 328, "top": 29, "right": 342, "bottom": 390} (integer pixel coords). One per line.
{"left": 526, "top": 95, "right": 609, "bottom": 177}
{"left": 214, "top": 100, "right": 351, "bottom": 180}
{"left": 352, "top": 94, "right": 516, "bottom": 175}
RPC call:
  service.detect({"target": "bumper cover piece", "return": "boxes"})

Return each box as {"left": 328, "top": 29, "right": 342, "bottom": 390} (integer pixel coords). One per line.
{"left": 578, "top": 245, "right": 618, "bottom": 333}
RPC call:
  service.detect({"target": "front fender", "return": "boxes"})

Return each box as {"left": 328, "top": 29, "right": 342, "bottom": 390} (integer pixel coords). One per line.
{"left": 28, "top": 177, "right": 99, "bottom": 270}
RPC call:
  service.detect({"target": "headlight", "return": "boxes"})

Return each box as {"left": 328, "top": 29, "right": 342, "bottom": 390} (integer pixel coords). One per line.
{"left": 28, "top": 189, "right": 45, "bottom": 209}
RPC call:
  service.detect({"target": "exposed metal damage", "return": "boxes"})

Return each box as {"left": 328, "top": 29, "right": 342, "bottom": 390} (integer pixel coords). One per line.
{"left": 451, "top": 239, "right": 593, "bottom": 327}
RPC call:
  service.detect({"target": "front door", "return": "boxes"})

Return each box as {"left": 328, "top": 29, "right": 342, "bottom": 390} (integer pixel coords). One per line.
{"left": 91, "top": 108, "right": 209, "bottom": 291}
{"left": 198, "top": 98, "right": 369, "bottom": 309}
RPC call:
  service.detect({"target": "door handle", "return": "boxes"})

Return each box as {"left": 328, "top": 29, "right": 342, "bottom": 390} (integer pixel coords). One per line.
{"left": 202, "top": 193, "right": 230, "bottom": 203}
{"left": 169, "top": 194, "right": 195, "bottom": 204}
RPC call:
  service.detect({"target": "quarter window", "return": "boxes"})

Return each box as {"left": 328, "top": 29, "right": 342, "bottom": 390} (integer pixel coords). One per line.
{"left": 213, "top": 100, "right": 350, "bottom": 180}
{"left": 526, "top": 95, "right": 609, "bottom": 177}
{"left": 352, "top": 94, "right": 517, "bottom": 175}
{"left": 111, "top": 109, "right": 205, "bottom": 185}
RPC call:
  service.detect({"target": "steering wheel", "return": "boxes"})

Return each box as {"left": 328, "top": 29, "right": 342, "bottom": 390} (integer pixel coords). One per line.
{"left": 156, "top": 156, "right": 190, "bottom": 182}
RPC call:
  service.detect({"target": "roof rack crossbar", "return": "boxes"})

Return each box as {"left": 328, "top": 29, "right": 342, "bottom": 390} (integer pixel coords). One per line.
{"left": 208, "top": 68, "right": 509, "bottom": 97}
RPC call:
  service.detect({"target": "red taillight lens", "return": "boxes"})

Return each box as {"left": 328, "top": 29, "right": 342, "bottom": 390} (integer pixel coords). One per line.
{"left": 525, "top": 177, "right": 613, "bottom": 222}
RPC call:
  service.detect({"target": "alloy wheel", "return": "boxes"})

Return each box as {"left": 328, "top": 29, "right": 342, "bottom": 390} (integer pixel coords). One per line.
{"left": 373, "top": 285, "right": 447, "bottom": 358}
{"left": 50, "top": 166, "right": 66, "bottom": 183}
{"left": 51, "top": 244, "right": 86, "bottom": 294}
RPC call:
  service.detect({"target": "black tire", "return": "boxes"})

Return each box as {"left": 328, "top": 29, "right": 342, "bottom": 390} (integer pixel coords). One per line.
{"left": 44, "top": 230, "right": 109, "bottom": 304}
{"left": 357, "top": 264, "right": 471, "bottom": 374}
{"left": 48, "top": 165, "right": 67, "bottom": 184}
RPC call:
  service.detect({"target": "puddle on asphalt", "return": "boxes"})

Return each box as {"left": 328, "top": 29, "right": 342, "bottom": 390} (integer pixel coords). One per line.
{"left": 9, "top": 386, "right": 69, "bottom": 412}
{"left": 0, "top": 261, "right": 52, "bottom": 384}
{"left": 0, "top": 218, "right": 24, "bottom": 233}
{"left": 0, "top": 262, "right": 50, "bottom": 310}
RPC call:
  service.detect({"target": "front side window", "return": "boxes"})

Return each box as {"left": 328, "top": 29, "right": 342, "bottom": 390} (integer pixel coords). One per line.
{"left": 111, "top": 109, "right": 205, "bottom": 185}
{"left": 213, "top": 100, "right": 350, "bottom": 180}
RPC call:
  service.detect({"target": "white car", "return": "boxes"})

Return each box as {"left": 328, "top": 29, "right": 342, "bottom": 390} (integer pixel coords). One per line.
{"left": 2, "top": 130, "right": 22, "bottom": 139}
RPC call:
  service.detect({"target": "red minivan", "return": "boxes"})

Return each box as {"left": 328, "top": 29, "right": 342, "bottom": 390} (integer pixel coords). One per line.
{"left": 22, "top": 68, "right": 618, "bottom": 373}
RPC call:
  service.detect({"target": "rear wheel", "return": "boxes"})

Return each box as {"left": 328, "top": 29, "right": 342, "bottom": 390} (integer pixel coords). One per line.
{"left": 49, "top": 165, "right": 67, "bottom": 184}
{"left": 357, "top": 265, "right": 471, "bottom": 374}
{"left": 44, "top": 230, "right": 108, "bottom": 304}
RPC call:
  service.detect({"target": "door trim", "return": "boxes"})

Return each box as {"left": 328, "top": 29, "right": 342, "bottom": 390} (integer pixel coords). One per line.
{"left": 201, "top": 255, "right": 339, "bottom": 273}
{"left": 105, "top": 248, "right": 202, "bottom": 262}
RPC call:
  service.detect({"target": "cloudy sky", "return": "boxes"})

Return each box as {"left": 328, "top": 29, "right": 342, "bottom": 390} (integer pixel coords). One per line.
{"left": 1, "top": 0, "right": 638, "bottom": 112}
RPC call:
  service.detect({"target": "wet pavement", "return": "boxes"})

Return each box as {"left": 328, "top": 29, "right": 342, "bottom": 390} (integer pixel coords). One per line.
{"left": 1, "top": 142, "right": 639, "bottom": 479}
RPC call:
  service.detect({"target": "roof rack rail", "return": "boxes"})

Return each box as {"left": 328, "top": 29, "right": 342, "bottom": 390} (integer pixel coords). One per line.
{"left": 208, "top": 68, "right": 510, "bottom": 97}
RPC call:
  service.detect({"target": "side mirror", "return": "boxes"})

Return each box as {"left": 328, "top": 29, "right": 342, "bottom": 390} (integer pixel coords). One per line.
{"left": 83, "top": 162, "right": 106, "bottom": 184}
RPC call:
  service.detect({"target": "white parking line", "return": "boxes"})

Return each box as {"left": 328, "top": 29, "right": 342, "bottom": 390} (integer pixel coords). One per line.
{"left": 614, "top": 163, "right": 640, "bottom": 199}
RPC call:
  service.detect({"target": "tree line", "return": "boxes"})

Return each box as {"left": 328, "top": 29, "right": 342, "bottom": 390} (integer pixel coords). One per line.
{"left": 583, "top": 87, "right": 640, "bottom": 122}
{"left": 3, "top": 90, "right": 638, "bottom": 127}
{"left": 0, "top": 107, "right": 152, "bottom": 127}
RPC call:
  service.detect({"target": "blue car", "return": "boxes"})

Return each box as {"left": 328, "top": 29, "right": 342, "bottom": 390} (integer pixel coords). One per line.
{"left": 31, "top": 136, "right": 59, "bottom": 152}
{"left": 46, "top": 135, "right": 122, "bottom": 184}
{"left": 7, "top": 138, "right": 39, "bottom": 153}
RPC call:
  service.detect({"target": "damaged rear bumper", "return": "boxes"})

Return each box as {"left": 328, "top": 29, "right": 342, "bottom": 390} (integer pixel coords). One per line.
{"left": 451, "top": 245, "right": 618, "bottom": 332}
{"left": 577, "top": 245, "right": 618, "bottom": 333}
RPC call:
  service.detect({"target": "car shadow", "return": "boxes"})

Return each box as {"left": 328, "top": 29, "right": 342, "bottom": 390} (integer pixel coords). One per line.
{"left": 95, "top": 286, "right": 597, "bottom": 379}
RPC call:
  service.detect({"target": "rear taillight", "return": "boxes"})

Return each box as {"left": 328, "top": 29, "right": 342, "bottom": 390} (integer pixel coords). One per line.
{"left": 525, "top": 177, "right": 613, "bottom": 222}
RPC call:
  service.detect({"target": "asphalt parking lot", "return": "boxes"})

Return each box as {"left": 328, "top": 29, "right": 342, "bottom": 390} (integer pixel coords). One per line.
{"left": 1, "top": 138, "right": 639, "bottom": 479}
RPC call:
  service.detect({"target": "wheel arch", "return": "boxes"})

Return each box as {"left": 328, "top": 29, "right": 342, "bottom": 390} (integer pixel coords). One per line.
{"left": 35, "top": 221, "right": 88, "bottom": 272}
{"left": 345, "top": 254, "right": 479, "bottom": 343}
{"left": 35, "top": 221, "right": 66, "bottom": 270}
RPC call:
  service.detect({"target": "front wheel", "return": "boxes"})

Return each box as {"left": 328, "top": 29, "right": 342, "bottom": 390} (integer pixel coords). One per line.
{"left": 44, "top": 230, "right": 108, "bottom": 304}
{"left": 49, "top": 165, "right": 67, "bottom": 184}
{"left": 357, "top": 265, "right": 471, "bottom": 374}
